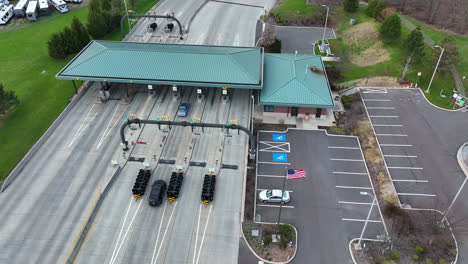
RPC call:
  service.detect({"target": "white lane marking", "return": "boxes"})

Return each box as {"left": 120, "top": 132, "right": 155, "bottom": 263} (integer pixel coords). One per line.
{"left": 342, "top": 218, "right": 382, "bottom": 223}
{"left": 257, "top": 204, "right": 295, "bottom": 208}
{"left": 376, "top": 134, "right": 408, "bottom": 137}
{"left": 195, "top": 205, "right": 213, "bottom": 264}
{"left": 362, "top": 88, "right": 387, "bottom": 93}
{"left": 369, "top": 115, "right": 399, "bottom": 118}
{"left": 257, "top": 188, "right": 294, "bottom": 193}
{"left": 388, "top": 167, "right": 423, "bottom": 170}
{"left": 97, "top": 104, "right": 129, "bottom": 149}
{"left": 259, "top": 141, "right": 290, "bottom": 153}
{"left": 373, "top": 124, "right": 403, "bottom": 127}
{"left": 333, "top": 172, "right": 367, "bottom": 175}
{"left": 109, "top": 198, "right": 133, "bottom": 264}
{"left": 192, "top": 204, "right": 202, "bottom": 264}
{"left": 328, "top": 146, "right": 360, "bottom": 149}
{"left": 331, "top": 158, "right": 364, "bottom": 162}
{"left": 384, "top": 155, "right": 418, "bottom": 158}
{"left": 397, "top": 193, "right": 437, "bottom": 197}
{"left": 392, "top": 179, "right": 429, "bottom": 183}
{"left": 150, "top": 201, "right": 168, "bottom": 264}
{"left": 366, "top": 107, "right": 395, "bottom": 109}
{"left": 380, "top": 144, "right": 412, "bottom": 147}
{"left": 258, "top": 161, "right": 291, "bottom": 165}
{"left": 154, "top": 201, "right": 178, "bottom": 264}
{"left": 68, "top": 104, "right": 96, "bottom": 148}
{"left": 257, "top": 175, "right": 285, "bottom": 178}
{"left": 363, "top": 99, "right": 392, "bottom": 101}
{"left": 109, "top": 199, "right": 143, "bottom": 264}
{"left": 335, "top": 186, "right": 372, "bottom": 190}
{"left": 338, "top": 201, "right": 373, "bottom": 205}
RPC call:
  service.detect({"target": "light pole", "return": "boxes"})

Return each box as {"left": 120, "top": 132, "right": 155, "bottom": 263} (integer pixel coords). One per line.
{"left": 123, "top": 0, "right": 131, "bottom": 30}
{"left": 426, "top": 45, "right": 445, "bottom": 94}
{"left": 277, "top": 166, "right": 288, "bottom": 230}
{"left": 356, "top": 191, "right": 376, "bottom": 250}
{"left": 321, "top": 4, "right": 329, "bottom": 48}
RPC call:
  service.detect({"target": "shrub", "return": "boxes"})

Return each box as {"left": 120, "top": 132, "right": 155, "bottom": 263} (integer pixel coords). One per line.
{"left": 279, "top": 224, "right": 295, "bottom": 241}
{"left": 0, "top": 83, "right": 20, "bottom": 114}
{"left": 390, "top": 251, "right": 400, "bottom": 260}
{"left": 379, "top": 13, "right": 401, "bottom": 44}
{"left": 413, "top": 254, "right": 420, "bottom": 260}
{"left": 267, "top": 39, "right": 282, "bottom": 53}
{"left": 344, "top": 0, "right": 358, "bottom": 13}
{"left": 426, "top": 259, "right": 434, "bottom": 264}
{"left": 341, "top": 95, "right": 353, "bottom": 109}
{"left": 263, "top": 236, "right": 272, "bottom": 246}
{"left": 279, "top": 238, "right": 288, "bottom": 249}
{"left": 415, "top": 246, "right": 424, "bottom": 253}
{"left": 438, "top": 260, "right": 447, "bottom": 264}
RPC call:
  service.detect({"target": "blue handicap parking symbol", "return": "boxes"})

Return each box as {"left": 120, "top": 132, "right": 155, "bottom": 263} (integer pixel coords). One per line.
{"left": 272, "top": 153, "right": 288, "bottom": 162}
{"left": 272, "top": 134, "right": 287, "bottom": 142}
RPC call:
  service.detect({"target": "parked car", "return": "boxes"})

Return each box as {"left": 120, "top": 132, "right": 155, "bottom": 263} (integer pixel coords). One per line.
{"left": 258, "top": 189, "right": 290, "bottom": 204}
{"left": 177, "top": 102, "right": 190, "bottom": 117}
{"left": 148, "top": 180, "right": 167, "bottom": 206}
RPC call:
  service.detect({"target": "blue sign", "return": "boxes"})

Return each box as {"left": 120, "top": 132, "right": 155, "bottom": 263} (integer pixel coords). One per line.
{"left": 272, "top": 134, "right": 287, "bottom": 142}
{"left": 272, "top": 153, "right": 288, "bottom": 162}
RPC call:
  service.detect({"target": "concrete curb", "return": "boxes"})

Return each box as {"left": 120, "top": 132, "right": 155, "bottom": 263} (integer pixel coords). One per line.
{"left": 65, "top": 166, "right": 122, "bottom": 264}
{"left": 348, "top": 238, "right": 386, "bottom": 264}
{"left": 457, "top": 143, "right": 468, "bottom": 178}
{"left": 1, "top": 82, "right": 91, "bottom": 192}
{"left": 241, "top": 222, "right": 298, "bottom": 264}
{"left": 185, "top": 0, "right": 208, "bottom": 33}
{"left": 416, "top": 88, "right": 468, "bottom": 112}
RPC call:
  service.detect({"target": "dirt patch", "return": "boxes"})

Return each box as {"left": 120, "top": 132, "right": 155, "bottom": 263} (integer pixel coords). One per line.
{"left": 342, "top": 22, "right": 391, "bottom": 66}
{"left": 355, "top": 76, "right": 400, "bottom": 87}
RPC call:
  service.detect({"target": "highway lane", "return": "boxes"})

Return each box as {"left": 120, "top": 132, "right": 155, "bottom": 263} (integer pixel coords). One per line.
{"left": 0, "top": 85, "right": 148, "bottom": 263}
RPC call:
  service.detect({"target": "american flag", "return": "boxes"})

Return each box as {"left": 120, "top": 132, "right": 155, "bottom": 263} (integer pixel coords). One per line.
{"left": 287, "top": 169, "right": 306, "bottom": 180}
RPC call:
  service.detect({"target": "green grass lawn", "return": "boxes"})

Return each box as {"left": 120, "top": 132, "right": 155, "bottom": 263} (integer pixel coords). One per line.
{"left": 271, "top": 0, "right": 319, "bottom": 20}
{"left": 0, "top": 0, "right": 158, "bottom": 181}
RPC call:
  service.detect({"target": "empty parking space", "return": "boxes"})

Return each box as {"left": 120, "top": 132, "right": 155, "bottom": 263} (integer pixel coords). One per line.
{"left": 255, "top": 130, "right": 387, "bottom": 263}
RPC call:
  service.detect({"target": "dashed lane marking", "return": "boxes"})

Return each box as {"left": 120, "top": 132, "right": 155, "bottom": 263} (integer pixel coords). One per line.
{"left": 257, "top": 175, "right": 285, "bottom": 178}
{"left": 257, "top": 204, "right": 295, "bottom": 209}
{"left": 376, "top": 134, "right": 408, "bottom": 137}
{"left": 384, "top": 155, "right": 418, "bottom": 158}
{"left": 373, "top": 124, "right": 403, "bottom": 127}
{"left": 328, "top": 146, "right": 360, "bottom": 149}
{"left": 380, "top": 144, "right": 412, "bottom": 147}
{"left": 338, "top": 201, "right": 373, "bottom": 205}
{"left": 258, "top": 161, "right": 291, "bottom": 165}
{"left": 366, "top": 107, "right": 395, "bottom": 109}
{"left": 369, "top": 115, "right": 399, "bottom": 118}
{"left": 257, "top": 188, "right": 294, "bottom": 192}
{"left": 363, "top": 99, "right": 392, "bottom": 102}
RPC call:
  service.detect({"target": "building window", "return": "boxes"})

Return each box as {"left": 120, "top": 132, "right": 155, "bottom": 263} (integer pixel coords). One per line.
{"left": 264, "top": 105, "right": 274, "bottom": 112}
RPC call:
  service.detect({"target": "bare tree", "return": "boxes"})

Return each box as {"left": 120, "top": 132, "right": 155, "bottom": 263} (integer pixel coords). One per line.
{"left": 259, "top": 23, "right": 277, "bottom": 47}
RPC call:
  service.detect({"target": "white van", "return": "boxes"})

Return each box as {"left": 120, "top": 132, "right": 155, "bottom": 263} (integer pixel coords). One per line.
{"left": 26, "top": 0, "right": 37, "bottom": 21}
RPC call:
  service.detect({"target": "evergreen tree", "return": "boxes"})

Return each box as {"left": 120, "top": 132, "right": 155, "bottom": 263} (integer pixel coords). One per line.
{"left": 0, "top": 83, "right": 20, "bottom": 114}
{"left": 62, "top": 26, "right": 78, "bottom": 54}
{"left": 402, "top": 27, "right": 425, "bottom": 78}
{"left": 71, "top": 17, "right": 90, "bottom": 49}
{"left": 47, "top": 33, "right": 67, "bottom": 59}
{"left": 344, "top": 0, "right": 359, "bottom": 13}
{"left": 379, "top": 13, "right": 401, "bottom": 44}
{"left": 366, "top": 0, "right": 386, "bottom": 19}
{"left": 87, "top": 7, "right": 107, "bottom": 38}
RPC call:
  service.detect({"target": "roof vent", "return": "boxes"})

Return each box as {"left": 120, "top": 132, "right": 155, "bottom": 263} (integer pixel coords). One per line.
{"left": 309, "top": 65, "right": 323, "bottom": 75}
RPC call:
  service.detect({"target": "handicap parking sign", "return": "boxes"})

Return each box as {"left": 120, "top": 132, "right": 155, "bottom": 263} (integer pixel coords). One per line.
{"left": 272, "top": 134, "right": 287, "bottom": 142}
{"left": 272, "top": 153, "right": 288, "bottom": 162}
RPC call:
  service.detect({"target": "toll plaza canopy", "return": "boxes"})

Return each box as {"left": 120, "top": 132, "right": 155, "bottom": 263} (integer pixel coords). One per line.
{"left": 56, "top": 40, "right": 264, "bottom": 89}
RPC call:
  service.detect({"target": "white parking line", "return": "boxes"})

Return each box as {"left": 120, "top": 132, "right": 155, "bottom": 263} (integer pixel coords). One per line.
{"left": 363, "top": 99, "right": 392, "bottom": 102}
{"left": 258, "top": 161, "right": 291, "bottom": 165}
{"left": 388, "top": 167, "right": 423, "bottom": 170}
{"left": 336, "top": 186, "right": 372, "bottom": 190}
{"left": 392, "top": 179, "right": 429, "bottom": 183}
{"left": 373, "top": 124, "right": 403, "bottom": 127}
{"left": 376, "top": 134, "right": 408, "bottom": 137}
{"left": 331, "top": 158, "right": 364, "bottom": 162}
{"left": 257, "top": 175, "right": 285, "bottom": 178}
{"left": 369, "top": 115, "right": 399, "bottom": 118}
{"left": 328, "top": 146, "right": 360, "bottom": 149}
{"left": 333, "top": 172, "right": 367, "bottom": 175}
{"left": 338, "top": 201, "right": 373, "bottom": 205}
{"left": 366, "top": 107, "right": 395, "bottom": 109}
{"left": 257, "top": 188, "right": 294, "bottom": 193}
{"left": 384, "top": 155, "right": 418, "bottom": 158}
{"left": 397, "top": 193, "right": 437, "bottom": 197}
{"left": 342, "top": 218, "right": 383, "bottom": 223}
{"left": 257, "top": 204, "right": 295, "bottom": 209}
{"left": 380, "top": 144, "right": 412, "bottom": 147}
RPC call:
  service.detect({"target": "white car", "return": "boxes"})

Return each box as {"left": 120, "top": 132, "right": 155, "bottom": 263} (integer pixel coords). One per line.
{"left": 258, "top": 189, "right": 290, "bottom": 204}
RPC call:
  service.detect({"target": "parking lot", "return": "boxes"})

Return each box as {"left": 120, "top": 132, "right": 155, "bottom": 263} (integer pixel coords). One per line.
{"left": 254, "top": 129, "right": 387, "bottom": 264}
{"left": 360, "top": 88, "right": 468, "bottom": 211}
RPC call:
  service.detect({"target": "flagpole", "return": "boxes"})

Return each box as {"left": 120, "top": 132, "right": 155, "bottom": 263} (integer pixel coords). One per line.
{"left": 277, "top": 166, "right": 288, "bottom": 230}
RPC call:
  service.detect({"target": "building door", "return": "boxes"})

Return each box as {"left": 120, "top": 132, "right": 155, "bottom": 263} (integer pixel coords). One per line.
{"left": 291, "top": 107, "right": 298, "bottom": 117}
{"left": 316, "top": 108, "right": 322, "bottom": 118}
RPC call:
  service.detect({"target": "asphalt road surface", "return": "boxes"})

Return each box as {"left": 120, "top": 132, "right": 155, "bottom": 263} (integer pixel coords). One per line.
{"left": 360, "top": 87, "right": 468, "bottom": 262}
{"left": 254, "top": 129, "right": 387, "bottom": 264}
{"left": 276, "top": 25, "right": 336, "bottom": 54}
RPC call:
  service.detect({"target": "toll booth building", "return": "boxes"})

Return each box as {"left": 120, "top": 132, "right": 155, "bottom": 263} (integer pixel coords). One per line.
{"left": 56, "top": 41, "right": 335, "bottom": 127}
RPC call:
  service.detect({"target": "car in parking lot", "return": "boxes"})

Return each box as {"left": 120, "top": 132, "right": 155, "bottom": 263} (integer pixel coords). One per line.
{"left": 149, "top": 180, "right": 167, "bottom": 207}
{"left": 258, "top": 189, "right": 290, "bottom": 204}
{"left": 177, "top": 102, "right": 190, "bottom": 117}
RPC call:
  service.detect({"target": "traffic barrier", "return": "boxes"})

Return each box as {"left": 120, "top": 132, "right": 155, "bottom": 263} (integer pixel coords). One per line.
{"left": 167, "top": 172, "right": 184, "bottom": 201}
{"left": 201, "top": 174, "right": 216, "bottom": 204}
{"left": 132, "top": 169, "right": 151, "bottom": 198}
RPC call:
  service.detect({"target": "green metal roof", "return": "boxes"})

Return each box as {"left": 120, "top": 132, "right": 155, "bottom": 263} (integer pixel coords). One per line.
{"left": 56, "top": 41, "right": 263, "bottom": 89}
{"left": 259, "top": 54, "right": 334, "bottom": 108}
